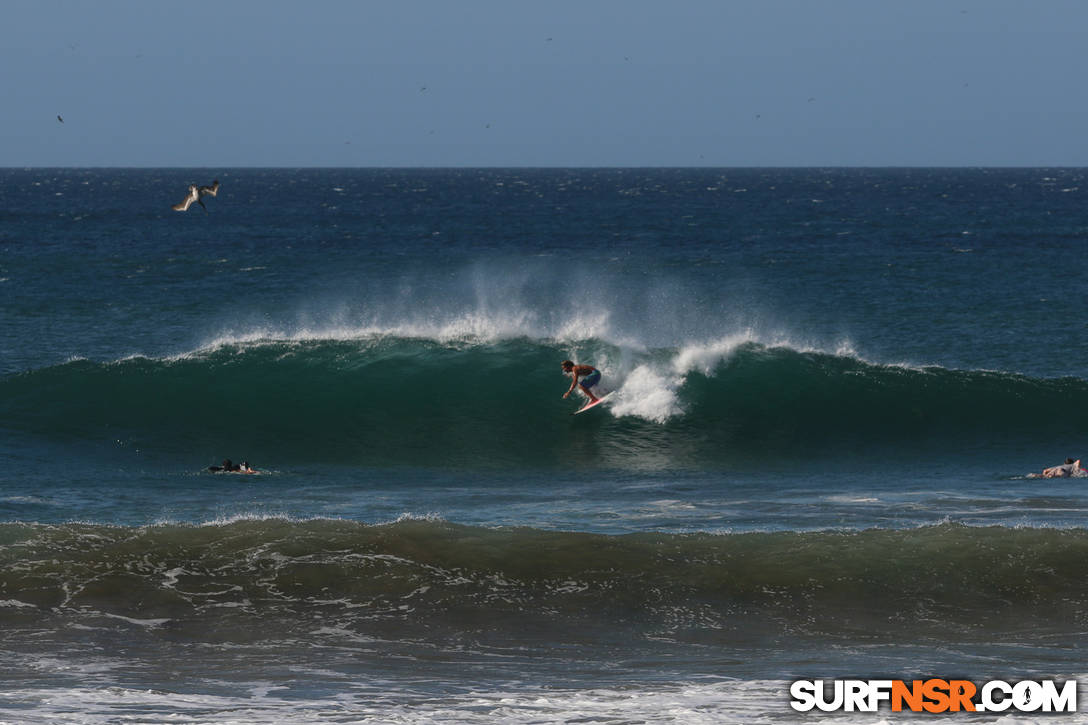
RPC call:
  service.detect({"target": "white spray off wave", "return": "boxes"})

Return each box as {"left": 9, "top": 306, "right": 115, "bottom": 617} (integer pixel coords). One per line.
{"left": 607, "top": 331, "right": 861, "bottom": 424}
{"left": 608, "top": 332, "right": 757, "bottom": 424}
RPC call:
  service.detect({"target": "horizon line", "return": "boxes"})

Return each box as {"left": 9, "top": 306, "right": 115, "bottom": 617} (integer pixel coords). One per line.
{"left": 3, "top": 164, "right": 1088, "bottom": 171}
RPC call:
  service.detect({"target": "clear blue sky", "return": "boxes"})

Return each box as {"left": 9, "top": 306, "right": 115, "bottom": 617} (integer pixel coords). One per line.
{"left": 5, "top": 1, "right": 1087, "bottom": 167}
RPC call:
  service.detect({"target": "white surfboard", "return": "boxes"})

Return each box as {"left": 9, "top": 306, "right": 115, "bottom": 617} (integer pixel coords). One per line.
{"left": 572, "top": 392, "right": 613, "bottom": 415}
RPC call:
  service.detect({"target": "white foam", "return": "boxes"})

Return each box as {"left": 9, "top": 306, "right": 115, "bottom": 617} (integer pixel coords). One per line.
{"left": 0, "top": 495, "right": 49, "bottom": 504}
{"left": 0, "top": 680, "right": 772, "bottom": 725}
{"left": 599, "top": 332, "right": 875, "bottom": 424}
{"left": 671, "top": 332, "right": 757, "bottom": 376}
{"left": 610, "top": 364, "right": 683, "bottom": 423}
{"left": 99, "top": 613, "right": 172, "bottom": 628}
{"left": 9, "top": 677, "right": 1078, "bottom": 724}
{"left": 391, "top": 512, "right": 446, "bottom": 524}
{"left": 161, "top": 567, "right": 185, "bottom": 589}
{"left": 603, "top": 332, "right": 753, "bottom": 423}
{"left": 826, "top": 495, "right": 881, "bottom": 504}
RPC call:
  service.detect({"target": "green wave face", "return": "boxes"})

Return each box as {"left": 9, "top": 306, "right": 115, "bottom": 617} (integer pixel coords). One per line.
{"left": 4, "top": 337, "right": 1087, "bottom": 468}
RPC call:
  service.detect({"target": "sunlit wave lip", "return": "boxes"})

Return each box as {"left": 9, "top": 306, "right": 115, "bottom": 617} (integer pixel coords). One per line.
{"left": 670, "top": 332, "right": 763, "bottom": 376}
{"left": 170, "top": 309, "right": 652, "bottom": 362}
{"left": 668, "top": 333, "right": 905, "bottom": 376}
{"left": 193, "top": 321, "right": 562, "bottom": 353}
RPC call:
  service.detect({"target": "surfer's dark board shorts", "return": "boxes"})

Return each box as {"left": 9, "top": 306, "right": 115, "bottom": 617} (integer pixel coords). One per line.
{"left": 581, "top": 370, "right": 601, "bottom": 389}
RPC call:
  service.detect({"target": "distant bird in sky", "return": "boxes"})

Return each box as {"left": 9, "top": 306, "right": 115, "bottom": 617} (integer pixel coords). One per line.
{"left": 172, "top": 180, "right": 219, "bottom": 212}
{"left": 57, "top": 115, "right": 63, "bottom": 123}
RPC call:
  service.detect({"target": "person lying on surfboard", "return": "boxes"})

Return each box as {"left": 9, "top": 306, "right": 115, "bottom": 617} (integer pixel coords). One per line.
{"left": 1030, "top": 458, "right": 1085, "bottom": 478}
{"left": 208, "top": 459, "right": 257, "bottom": 474}
{"left": 561, "top": 360, "right": 601, "bottom": 404}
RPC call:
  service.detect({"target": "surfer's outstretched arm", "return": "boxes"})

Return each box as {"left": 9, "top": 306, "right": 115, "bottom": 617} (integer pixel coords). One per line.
{"left": 561, "top": 359, "right": 587, "bottom": 398}
{"left": 563, "top": 372, "right": 580, "bottom": 399}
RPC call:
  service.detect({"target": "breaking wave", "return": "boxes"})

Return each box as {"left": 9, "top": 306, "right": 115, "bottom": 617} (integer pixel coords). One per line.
{"left": 3, "top": 333, "right": 1086, "bottom": 468}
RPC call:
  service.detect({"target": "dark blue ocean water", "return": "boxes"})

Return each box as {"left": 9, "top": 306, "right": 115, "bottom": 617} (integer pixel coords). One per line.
{"left": 4, "top": 168, "right": 1088, "bottom": 723}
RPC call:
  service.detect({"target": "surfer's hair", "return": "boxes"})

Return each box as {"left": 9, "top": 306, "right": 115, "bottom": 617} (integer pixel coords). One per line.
{"left": 561, "top": 360, "right": 574, "bottom": 369}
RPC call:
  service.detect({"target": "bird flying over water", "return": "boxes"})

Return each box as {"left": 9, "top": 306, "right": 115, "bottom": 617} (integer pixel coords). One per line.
{"left": 57, "top": 115, "right": 63, "bottom": 123}
{"left": 172, "top": 180, "right": 219, "bottom": 212}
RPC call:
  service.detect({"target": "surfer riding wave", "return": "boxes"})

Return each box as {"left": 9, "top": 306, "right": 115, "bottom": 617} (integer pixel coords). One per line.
{"left": 561, "top": 360, "right": 601, "bottom": 404}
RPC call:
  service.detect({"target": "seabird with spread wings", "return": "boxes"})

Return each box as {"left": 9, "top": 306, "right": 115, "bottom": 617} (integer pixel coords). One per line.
{"left": 172, "top": 180, "right": 220, "bottom": 212}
